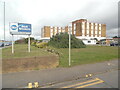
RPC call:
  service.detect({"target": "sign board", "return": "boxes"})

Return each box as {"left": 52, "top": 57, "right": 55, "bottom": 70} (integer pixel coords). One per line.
{"left": 10, "top": 22, "right": 32, "bottom": 35}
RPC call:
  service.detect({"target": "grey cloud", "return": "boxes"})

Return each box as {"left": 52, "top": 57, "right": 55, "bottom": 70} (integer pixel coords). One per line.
{"left": 0, "top": 0, "right": 119, "bottom": 40}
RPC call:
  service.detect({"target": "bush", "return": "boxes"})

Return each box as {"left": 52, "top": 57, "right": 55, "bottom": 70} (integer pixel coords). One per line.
{"left": 31, "top": 42, "right": 36, "bottom": 46}
{"left": 36, "top": 42, "right": 48, "bottom": 48}
{"left": 48, "top": 33, "right": 86, "bottom": 48}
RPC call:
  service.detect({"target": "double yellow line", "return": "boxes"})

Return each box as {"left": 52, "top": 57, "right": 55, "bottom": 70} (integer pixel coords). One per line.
{"left": 62, "top": 78, "right": 104, "bottom": 88}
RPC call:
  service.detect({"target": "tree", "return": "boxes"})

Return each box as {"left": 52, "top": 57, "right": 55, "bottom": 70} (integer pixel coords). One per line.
{"left": 15, "top": 38, "right": 26, "bottom": 44}
{"left": 15, "top": 37, "right": 35, "bottom": 44}
{"left": 48, "top": 33, "right": 86, "bottom": 48}
{"left": 24, "top": 37, "right": 35, "bottom": 44}
{"left": 113, "top": 36, "right": 118, "bottom": 38}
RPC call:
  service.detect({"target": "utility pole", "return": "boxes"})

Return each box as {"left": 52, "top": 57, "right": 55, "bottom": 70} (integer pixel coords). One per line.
{"left": 4, "top": 2, "right": 5, "bottom": 47}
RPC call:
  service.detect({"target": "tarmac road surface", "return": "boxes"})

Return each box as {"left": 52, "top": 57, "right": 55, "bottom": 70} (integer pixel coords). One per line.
{"left": 41, "top": 69, "right": 118, "bottom": 88}
{"left": 2, "top": 59, "right": 119, "bottom": 89}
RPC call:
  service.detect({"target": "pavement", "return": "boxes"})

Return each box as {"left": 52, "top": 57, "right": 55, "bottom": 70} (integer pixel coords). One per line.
{"left": 2, "top": 59, "right": 119, "bottom": 88}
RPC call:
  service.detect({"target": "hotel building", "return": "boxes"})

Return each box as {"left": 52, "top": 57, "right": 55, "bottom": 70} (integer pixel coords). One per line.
{"left": 41, "top": 19, "right": 106, "bottom": 44}
{"left": 41, "top": 26, "right": 69, "bottom": 40}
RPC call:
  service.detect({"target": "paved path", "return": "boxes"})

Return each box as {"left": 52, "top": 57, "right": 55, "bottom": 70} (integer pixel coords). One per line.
{"left": 2, "top": 59, "right": 118, "bottom": 88}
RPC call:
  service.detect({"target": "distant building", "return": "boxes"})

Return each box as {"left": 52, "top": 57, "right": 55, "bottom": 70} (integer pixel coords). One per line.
{"left": 100, "top": 37, "right": 120, "bottom": 46}
{"left": 41, "top": 26, "right": 69, "bottom": 37}
{"left": 106, "top": 38, "right": 114, "bottom": 45}
{"left": 112, "top": 37, "right": 120, "bottom": 46}
{"left": 41, "top": 26, "right": 70, "bottom": 42}
{"left": 72, "top": 19, "right": 106, "bottom": 44}
{"left": 41, "top": 19, "right": 106, "bottom": 44}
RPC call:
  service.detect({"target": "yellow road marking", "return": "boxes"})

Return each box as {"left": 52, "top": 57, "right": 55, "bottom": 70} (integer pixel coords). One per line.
{"left": 62, "top": 78, "right": 101, "bottom": 88}
{"left": 76, "top": 80, "right": 104, "bottom": 88}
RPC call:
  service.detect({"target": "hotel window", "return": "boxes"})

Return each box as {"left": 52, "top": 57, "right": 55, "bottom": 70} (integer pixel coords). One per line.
{"left": 91, "top": 23, "right": 93, "bottom": 25}
{"left": 95, "top": 25, "right": 98, "bottom": 30}
{"left": 87, "top": 22, "right": 89, "bottom": 25}
{"left": 82, "top": 29, "right": 84, "bottom": 33}
{"left": 99, "top": 24, "right": 101, "bottom": 27}
{"left": 99, "top": 27, "right": 101, "bottom": 30}
{"left": 95, "top": 23, "right": 97, "bottom": 26}
{"left": 82, "top": 22, "right": 85, "bottom": 25}
{"left": 82, "top": 24, "right": 85, "bottom": 29}
{"left": 51, "top": 29, "right": 53, "bottom": 32}
{"left": 95, "top": 31, "right": 97, "bottom": 34}
{"left": 91, "top": 26, "right": 93, "bottom": 29}
{"left": 87, "top": 25, "right": 89, "bottom": 29}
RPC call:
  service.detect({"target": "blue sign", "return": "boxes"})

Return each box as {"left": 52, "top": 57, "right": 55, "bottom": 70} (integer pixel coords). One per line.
{"left": 10, "top": 22, "right": 32, "bottom": 35}
{"left": 18, "top": 23, "right": 31, "bottom": 32}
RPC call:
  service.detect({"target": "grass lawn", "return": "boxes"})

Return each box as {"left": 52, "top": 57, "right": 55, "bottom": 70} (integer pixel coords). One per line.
{"left": 2, "top": 44, "right": 118, "bottom": 67}
{"left": 2, "top": 44, "right": 55, "bottom": 59}
{"left": 57, "top": 45, "right": 118, "bottom": 67}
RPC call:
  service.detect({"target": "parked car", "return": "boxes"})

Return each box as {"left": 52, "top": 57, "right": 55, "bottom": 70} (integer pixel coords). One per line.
{"left": 110, "top": 43, "right": 119, "bottom": 46}
{"left": 0, "top": 43, "right": 4, "bottom": 47}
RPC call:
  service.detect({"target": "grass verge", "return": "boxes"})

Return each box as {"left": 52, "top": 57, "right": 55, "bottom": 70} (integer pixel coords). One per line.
{"left": 56, "top": 45, "right": 118, "bottom": 67}
{"left": 2, "top": 44, "right": 55, "bottom": 59}
{"left": 2, "top": 44, "right": 118, "bottom": 67}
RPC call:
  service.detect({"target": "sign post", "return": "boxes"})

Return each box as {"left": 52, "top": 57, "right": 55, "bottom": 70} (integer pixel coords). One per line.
{"left": 12, "top": 34, "right": 14, "bottom": 54}
{"left": 28, "top": 35, "right": 30, "bottom": 52}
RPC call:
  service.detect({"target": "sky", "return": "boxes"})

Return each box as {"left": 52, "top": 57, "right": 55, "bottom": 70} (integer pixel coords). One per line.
{"left": 0, "top": 0, "right": 119, "bottom": 41}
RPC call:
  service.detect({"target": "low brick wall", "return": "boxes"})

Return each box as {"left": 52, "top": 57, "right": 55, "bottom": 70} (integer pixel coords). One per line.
{"left": 2, "top": 56, "right": 59, "bottom": 73}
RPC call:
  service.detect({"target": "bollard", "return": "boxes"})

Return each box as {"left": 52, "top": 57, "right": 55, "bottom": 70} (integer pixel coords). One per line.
{"left": 89, "top": 74, "right": 92, "bottom": 77}
{"left": 34, "top": 82, "right": 39, "bottom": 88}
{"left": 85, "top": 75, "right": 88, "bottom": 77}
{"left": 28, "top": 83, "right": 33, "bottom": 88}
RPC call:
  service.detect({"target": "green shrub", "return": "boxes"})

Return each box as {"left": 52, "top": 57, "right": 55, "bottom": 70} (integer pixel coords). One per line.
{"left": 36, "top": 42, "right": 48, "bottom": 48}
{"left": 48, "top": 33, "right": 86, "bottom": 48}
{"left": 31, "top": 42, "right": 36, "bottom": 46}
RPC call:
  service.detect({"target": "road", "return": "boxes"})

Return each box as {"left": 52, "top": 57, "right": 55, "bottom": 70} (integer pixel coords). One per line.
{"left": 41, "top": 69, "right": 118, "bottom": 88}
{"left": 2, "top": 59, "right": 119, "bottom": 89}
